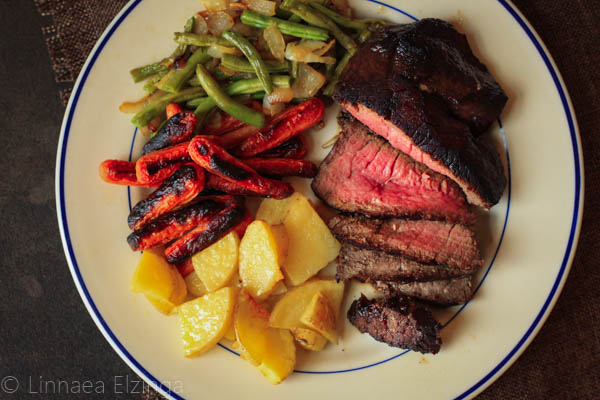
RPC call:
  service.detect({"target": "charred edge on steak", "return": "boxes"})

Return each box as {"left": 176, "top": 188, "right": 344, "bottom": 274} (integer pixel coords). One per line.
{"left": 337, "top": 242, "right": 478, "bottom": 284}
{"left": 312, "top": 112, "right": 475, "bottom": 224}
{"left": 348, "top": 294, "right": 442, "bottom": 354}
{"left": 334, "top": 18, "right": 507, "bottom": 208}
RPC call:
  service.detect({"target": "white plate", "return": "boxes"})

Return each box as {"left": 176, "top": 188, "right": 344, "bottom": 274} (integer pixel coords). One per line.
{"left": 56, "top": 0, "right": 583, "bottom": 399}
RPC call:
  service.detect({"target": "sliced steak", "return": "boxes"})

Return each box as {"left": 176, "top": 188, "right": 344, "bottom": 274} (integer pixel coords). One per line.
{"left": 337, "top": 242, "right": 477, "bottom": 283}
{"left": 312, "top": 112, "right": 475, "bottom": 224}
{"left": 328, "top": 214, "right": 483, "bottom": 270}
{"left": 348, "top": 294, "right": 442, "bottom": 354}
{"left": 334, "top": 19, "right": 507, "bottom": 208}
{"left": 374, "top": 276, "right": 474, "bottom": 305}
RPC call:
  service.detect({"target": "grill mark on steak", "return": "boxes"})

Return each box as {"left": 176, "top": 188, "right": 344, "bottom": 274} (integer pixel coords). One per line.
{"left": 334, "top": 19, "right": 507, "bottom": 208}
{"left": 347, "top": 294, "right": 442, "bottom": 354}
{"left": 328, "top": 214, "right": 483, "bottom": 270}
{"left": 337, "top": 243, "right": 477, "bottom": 283}
{"left": 312, "top": 112, "right": 475, "bottom": 224}
{"left": 373, "top": 276, "right": 474, "bottom": 305}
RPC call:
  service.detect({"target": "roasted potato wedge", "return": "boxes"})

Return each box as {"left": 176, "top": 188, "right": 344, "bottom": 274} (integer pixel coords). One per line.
{"left": 235, "top": 290, "right": 296, "bottom": 384}
{"left": 269, "top": 278, "right": 344, "bottom": 330}
{"left": 184, "top": 270, "right": 208, "bottom": 298}
{"left": 178, "top": 286, "right": 236, "bottom": 357}
{"left": 258, "top": 327, "right": 296, "bottom": 385}
{"left": 301, "top": 291, "right": 338, "bottom": 344}
{"left": 290, "top": 327, "right": 328, "bottom": 351}
{"left": 282, "top": 194, "right": 341, "bottom": 285}
{"left": 239, "top": 220, "right": 285, "bottom": 299}
{"left": 255, "top": 192, "right": 303, "bottom": 225}
{"left": 130, "top": 249, "right": 187, "bottom": 315}
{"left": 192, "top": 231, "right": 240, "bottom": 292}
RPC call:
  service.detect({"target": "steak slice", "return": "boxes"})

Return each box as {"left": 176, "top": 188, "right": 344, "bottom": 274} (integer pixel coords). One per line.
{"left": 337, "top": 242, "right": 477, "bottom": 283}
{"left": 328, "top": 214, "right": 483, "bottom": 270}
{"left": 374, "top": 276, "right": 474, "bottom": 305}
{"left": 312, "top": 112, "right": 475, "bottom": 225}
{"left": 334, "top": 19, "right": 506, "bottom": 208}
{"left": 348, "top": 294, "right": 442, "bottom": 354}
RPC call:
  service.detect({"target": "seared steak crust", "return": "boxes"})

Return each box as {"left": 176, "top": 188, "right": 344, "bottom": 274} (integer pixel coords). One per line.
{"left": 334, "top": 19, "right": 507, "bottom": 208}
{"left": 337, "top": 243, "right": 476, "bottom": 283}
{"left": 312, "top": 112, "right": 475, "bottom": 224}
{"left": 329, "top": 214, "right": 483, "bottom": 270}
{"left": 348, "top": 294, "right": 442, "bottom": 354}
{"left": 374, "top": 276, "right": 474, "bottom": 305}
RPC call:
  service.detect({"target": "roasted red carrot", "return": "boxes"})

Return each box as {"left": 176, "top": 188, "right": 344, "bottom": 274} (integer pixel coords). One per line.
{"left": 257, "top": 136, "right": 307, "bottom": 159}
{"left": 188, "top": 136, "right": 293, "bottom": 199}
{"left": 233, "top": 98, "right": 324, "bottom": 158}
{"left": 215, "top": 103, "right": 296, "bottom": 149}
{"left": 164, "top": 197, "right": 246, "bottom": 263}
{"left": 166, "top": 103, "right": 183, "bottom": 119}
{"left": 127, "top": 195, "right": 235, "bottom": 251}
{"left": 243, "top": 158, "right": 318, "bottom": 178}
{"left": 99, "top": 160, "right": 159, "bottom": 187}
{"left": 127, "top": 163, "right": 205, "bottom": 230}
{"left": 135, "top": 141, "right": 192, "bottom": 185}
{"left": 142, "top": 111, "right": 197, "bottom": 155}
{"left": 202, "top": 102, "right": 262, "bottom": 136}
{"left": 215, "top": 124, "right": 261, "bottom": 149}
{"left": 205, "top": 173, "right": 261, "bottom": 196}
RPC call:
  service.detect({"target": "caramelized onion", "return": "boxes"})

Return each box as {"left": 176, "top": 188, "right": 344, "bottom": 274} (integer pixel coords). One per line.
{"left": 242, "top": 0, "right": 277, "bottom": 16}
{"left": 291, "top": 63, "right": 326, "bottom": 98}
{"left": 206, "top": 11, "right": 235, "bottom": 37}
{"left": 263, "top": 23, "right": 286, "bottom": 61}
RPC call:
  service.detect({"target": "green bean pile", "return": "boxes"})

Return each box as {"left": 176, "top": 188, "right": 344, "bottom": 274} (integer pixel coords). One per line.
{"left": 123, "top": 0, "right": 390, "bottom": 133}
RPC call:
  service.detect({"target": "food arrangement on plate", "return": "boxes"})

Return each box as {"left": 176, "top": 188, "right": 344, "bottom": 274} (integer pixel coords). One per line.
{"left": 99, "top": 0, "right": 507, "bottom": 385}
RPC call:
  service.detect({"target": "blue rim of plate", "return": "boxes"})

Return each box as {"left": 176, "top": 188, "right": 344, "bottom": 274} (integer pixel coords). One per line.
{"left": 55, "top": 0, "right": 583, "bottom": 399}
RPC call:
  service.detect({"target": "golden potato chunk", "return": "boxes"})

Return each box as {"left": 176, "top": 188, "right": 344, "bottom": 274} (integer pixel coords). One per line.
{"left": 269, "top": 278, "right": 344, "bottom": 331}
{"left": 282, "top": 194, "right": 341, "bottom": 285}
{"left": 270, "top": 224, "right": 289, "bottom": 263}
{"left": 235, "top": 290, "right": 296, "bottom": 384}
{"left": 184, "top": 271, "right": 208, "bottom": 298}
{"left": 290, "top": 327, "right": 327, "bottom": 351}
{"left": 258, "top": 328, "right": 296, "bottom": 385}
{"left": 301, "top": 291, "right": 338, "bottom": 344}
{"left": 192, "top": 231, "right": 239, "bottom": 292}
{"left": 255, "top": 192, "right": 303, "bottom": 225}
{"left": 130, "top": 249, "right": 187, "bottom": 315}
{"left": 178, "top": 287, "right": 236, "bottom": 357}
{"left": 239, "top": 221, "right": 284, "bottom": 299}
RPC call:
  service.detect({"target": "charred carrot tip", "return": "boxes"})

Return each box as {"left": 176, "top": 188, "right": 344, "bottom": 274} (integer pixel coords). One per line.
{"left": 99, "top": 159, "right": 159, "bottom": 187}
{"left": 127, "top": 163, "right": 205, "bottom": 231}
{"left": 166, "top": 103, "right": 183, "bottom": 120}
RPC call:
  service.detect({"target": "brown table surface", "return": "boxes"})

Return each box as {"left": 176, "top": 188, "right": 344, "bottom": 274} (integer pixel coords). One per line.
{"left": 0, "top": 1, "right": 598, "bottom": 399}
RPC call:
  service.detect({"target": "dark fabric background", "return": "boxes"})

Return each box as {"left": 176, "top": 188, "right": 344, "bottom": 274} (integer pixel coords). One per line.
{"left": 0, "top": 0, "right": 597, "bottom": 399}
